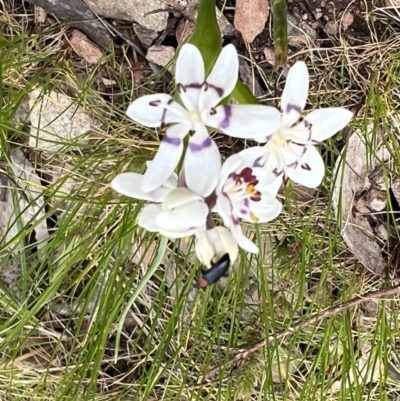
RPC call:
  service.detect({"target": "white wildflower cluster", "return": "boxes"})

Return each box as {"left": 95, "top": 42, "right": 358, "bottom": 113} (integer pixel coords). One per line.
{"left": 112, "top": 44, "right": 352, "bottom": 274}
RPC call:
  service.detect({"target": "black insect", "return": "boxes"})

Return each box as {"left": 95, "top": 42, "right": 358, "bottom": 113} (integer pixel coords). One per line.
{"left": 197, "top": 253, "right": 231, "bottom": 288}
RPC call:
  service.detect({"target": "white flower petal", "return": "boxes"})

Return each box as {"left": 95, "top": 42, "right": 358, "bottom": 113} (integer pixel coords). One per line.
{"left": 126, "top": 94, "right": 187, "bottom": 127}
{"left": 287, "top": 145, "right": 325, "bottom": 188}
{"left": 238, "top": 146, "right": 268, "bottom": 166}
{"left": 141, "top": 124, "right": 187, "bottom": 193}
{"left": 280, "top": 123, "right": 311, "bottom": 144}
{"left": 279, "top": 143, "right": 304, "bottom": 168}
{"left": 252, "top": 167, "right": 282, "bottom": 197}
{"left": 175, "top": 44, "right": 205, "bottom": 86}
{"left": 205, "top": 105, "right": 281, "bottom": 139}
{"left": 138, "top": 204, "right": 163, "bottom": 232}
{"left": 156, "top": 200, "right": 208, "bottom": 230}
{"left": 230, "top": 222, "right": 258, "bottom": 253}
{"left": 201, "top": 44, "right": 239, "bottom": 108}
{"left": 145, "top": 161, "right": 178, "bottom": 188}
{"left": 158, "top": 227, "right": 197, "bottom": 238}
{"left": 185, "top": 127, "right": 221, "bottom": 197}
{"left": 218, "top": 154, "right": 243, "bottom": 192}
{"left": 247, "top": 195, "right": 282, "bottom": 223}
{"left": 214, "top": 195, "right": 232, "bottom": 227}
{"left": 195, "top": 230, "right": 215, "bottom": 267}
{"left": 209, "top": 226, "right": 239, "bottom": 265}
{"left": 112, "top": 172, "right": 172, "bottom": 202}
{"left": 305, "top": 108, "right": 353, "bottom": 142}
{"left": 281, "top": 61, "right": 309, "bottom": 127}
{"left": 163, "top": 187, "right": 202, "bottom": 209}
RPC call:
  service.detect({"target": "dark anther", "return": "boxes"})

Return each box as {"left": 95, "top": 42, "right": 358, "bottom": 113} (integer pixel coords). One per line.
{"left": 301, "top": 163, "right": 311, "bottom": 171}
{"left": 272, "top": 168, "right": 279, "bottom": 176}
{"left": 189, "top": 129, "right": 195, "bottom": 136}
{"left": 209, "top": 108, "right": 217, "bottom": 115}
{"left": 177, "top": 83, "right": 186, "bottom": 93}
{"left": 149, "top": 100, "right": 161, "bottom": 106}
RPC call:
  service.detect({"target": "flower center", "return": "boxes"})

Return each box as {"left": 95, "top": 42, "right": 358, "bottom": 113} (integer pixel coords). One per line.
{"left": 268, "top": 130, "right": 289, "bottom": 149}
{"left": 189, "top": 110, "right": 202, "bottom": 124}
{"left": 225, "top": 168, "right": 261, "bottom": 203}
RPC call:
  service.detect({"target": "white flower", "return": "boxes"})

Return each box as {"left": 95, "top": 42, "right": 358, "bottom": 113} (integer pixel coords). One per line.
{"left": 213, "top": 153, "right": 282, "bottom": 253}
{"left": 243, "top": 61, "right": 353, "bottom": 188}
{"left": 111, "top": 172, "right": 208, "bottom": 238}
{"left": 126, "top": 43, "right": 281, "bottom": 197}
{"left": 195, "top": 226, "right": 238, "bottom": 268}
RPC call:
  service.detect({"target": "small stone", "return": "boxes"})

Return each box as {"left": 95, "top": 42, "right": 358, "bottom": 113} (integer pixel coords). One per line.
{"left": 146, "top": 45, "right": 175, "bottom": 68}
{"left": 133, "top": 23, "right": 159, "bottom": 48}
{"left": 101, "top": 77, "right": 117, "bottom": 86}
{"left": 367, "top": 189, "right": 386, "bottom": 211}
{"left": 376, "top": 225, "right": 388, "bottom": 241}
{"left": 314, "top": 8, "right": 323, "bottom": 19}
{"left": 302, "top": 13, "right": 308, "bottom": 20}
{"left": 311, "top": 21, "right": 321, "bottom": 30}
{"left": 263, "top": 47, "right": 275, "bottom": 65}
{"left": 324, "top": 20, "right": 338, "bottom": 35}
{"left": 35, "top": 6, "right": 47, "bottom": 23}
{"left": 320, "top": 0, "right": 326, "bottom": 6}
{"left": 342, "top": 12, "right": 354, "bottom": 28}
{"left": 69, "top": 30, "right": 103, "bottom": 64}
{"left": 234, "top": 0, "right": 270, "bottom": 43}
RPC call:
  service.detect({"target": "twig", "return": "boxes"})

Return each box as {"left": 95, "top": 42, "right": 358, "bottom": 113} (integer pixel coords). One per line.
{"left": 204, "top": 282, "right": 400, "bottom": 379}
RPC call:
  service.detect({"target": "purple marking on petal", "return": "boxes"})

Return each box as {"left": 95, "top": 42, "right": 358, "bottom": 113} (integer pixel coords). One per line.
{"left": 185, "top": 83, "right": 203, "bottom": 90}
{"left": 286, "top": 103, "right": 302, "bottom": 115}
{"left": 208, "top": 83, "right": 224, "bottom": 98}
{"left": 244, "top": 198, "right": 249, "bottom": 207}
{"left": 240, "top": 209, "right": 247, "bottom": 215}
{"left": 253, "top": 157, "right": 263, "bottom": 167}
{"left": 232, "top": 215, "right": 240, "bottom": 225}
{"left": 164, "top": 134, "right": 182, "bottom": 146}
{"left": 161, "top": 108, "right": 167, "bottom": 124}
{"left": 219, "top": 105, "right": 232, "bottom": 130}
{"left": 287, "top": 160, "right": 299, "bottom": 169}
{"left": 160, "top": 99, "right": 175, "bottom": 124}
{"left": 189, "top": 136, "right": 212, "bottom": 152}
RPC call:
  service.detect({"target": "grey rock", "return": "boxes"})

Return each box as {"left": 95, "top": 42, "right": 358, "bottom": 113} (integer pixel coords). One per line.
{"left": 146, "top": 45, "right": 175, "bottom": 68}
{"left": 86, "top": 0, "right": 168, "bottom": 31}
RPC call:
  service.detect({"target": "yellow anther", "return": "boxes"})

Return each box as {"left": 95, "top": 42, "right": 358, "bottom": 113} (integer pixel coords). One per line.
{"left": 246, "top": 184, "right": 256, "bottom": 195}
{"left": 249, "top": 212, "right": 258, "bottom": 222}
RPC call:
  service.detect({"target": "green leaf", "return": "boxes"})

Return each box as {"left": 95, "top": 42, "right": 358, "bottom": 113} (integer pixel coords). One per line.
{"left": 272, "top": 0, "right": 288, "bottom": 66}
{"left": 189, "top": 0, "right": 222, "bottom": 75}
{"left": 232, "top": 79, "right": 259, "bottom": 104}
